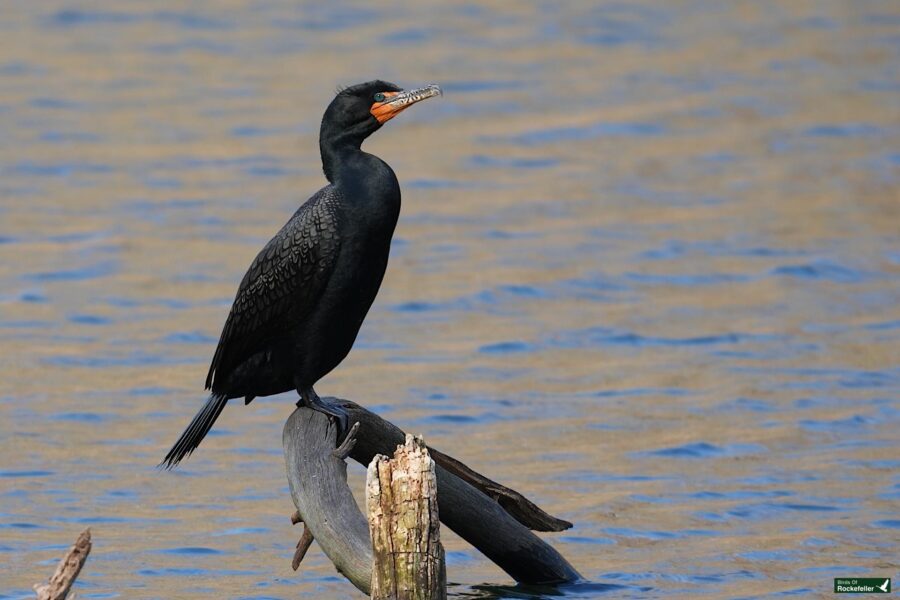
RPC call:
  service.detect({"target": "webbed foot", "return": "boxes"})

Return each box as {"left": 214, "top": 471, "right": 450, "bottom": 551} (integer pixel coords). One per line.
{"left": 298, "top": 387, "right": 350, "bottom": 437}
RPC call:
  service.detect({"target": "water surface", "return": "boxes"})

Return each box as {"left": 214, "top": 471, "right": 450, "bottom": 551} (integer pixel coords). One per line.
{"left": 1, "top": 1, "right": 898, "bottom": 598}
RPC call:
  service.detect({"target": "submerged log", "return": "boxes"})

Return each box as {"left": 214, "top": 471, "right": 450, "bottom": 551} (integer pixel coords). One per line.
{"left": 367, "top": 435, "right": 446, "bottom": 600}
{"left": 283, "top": 399, "right": 580, "bottom": 595}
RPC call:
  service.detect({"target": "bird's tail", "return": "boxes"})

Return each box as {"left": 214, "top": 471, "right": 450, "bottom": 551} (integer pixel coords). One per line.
{"left": 159, "top": 393, "right": 228, "bottom": 469}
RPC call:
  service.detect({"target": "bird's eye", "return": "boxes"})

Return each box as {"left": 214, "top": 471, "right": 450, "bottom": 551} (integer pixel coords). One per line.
{"left": 373, "top": 92, "right": 385, "bottom": 102}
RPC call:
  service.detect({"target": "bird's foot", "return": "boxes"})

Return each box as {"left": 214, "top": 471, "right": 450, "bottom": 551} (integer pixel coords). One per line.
{"left": 312, "top": 397, "right": 350, "bottom": 438}
{"left": 298, "top": 388, "right": 350, "bottom": 438}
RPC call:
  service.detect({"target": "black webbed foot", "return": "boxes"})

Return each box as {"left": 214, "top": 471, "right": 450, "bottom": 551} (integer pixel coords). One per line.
{"left": 298, "top": 387, "right": 350, "bottom": 437}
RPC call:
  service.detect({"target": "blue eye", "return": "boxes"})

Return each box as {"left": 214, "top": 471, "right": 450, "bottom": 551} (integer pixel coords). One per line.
{"left": 373, "top": 92, "right": 385, "bottom": 102}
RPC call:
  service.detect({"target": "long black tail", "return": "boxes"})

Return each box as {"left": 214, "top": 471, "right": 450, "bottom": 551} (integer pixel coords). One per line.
{"left": 159, "top": 393, "right": 228, "bottom": 469}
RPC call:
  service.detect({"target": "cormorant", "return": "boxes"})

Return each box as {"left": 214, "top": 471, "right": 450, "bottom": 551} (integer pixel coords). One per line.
{"left": 161, "top": 80, "right": 441, "bottom": 468}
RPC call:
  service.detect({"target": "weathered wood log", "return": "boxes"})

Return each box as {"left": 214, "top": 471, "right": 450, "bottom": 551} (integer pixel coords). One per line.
{"left": 367, "top": 435, "right": 446, "bottom": 600}
{"left": 426, "top": 446, "right": 571, "bottom": 532}
{"left": 283, "top": 400, "right": 580, "bottom": 594}
{"left": 332, "top": 399, "right": 580, "bottom": 584}
{"left": 33, "top": 528, "right": 91, "bottom": 600}
{"left": 332, "top": 400, "right": 572, "bottom": 533}
{"left": 284, "top": 412, "right": 372, "bottom": 592}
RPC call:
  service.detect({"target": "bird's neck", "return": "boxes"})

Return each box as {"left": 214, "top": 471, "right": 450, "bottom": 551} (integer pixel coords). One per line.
{"left": 320, "top": 127, "right": 372, "bottom": 183}
{"left": 321, "top": 139, "right": 397, "bottom": 194}
{"left": 320, "top": 139, "right": 400, "bottom": 227}
{"left": 321, "top": 145, "right": 355, "bottom": 184}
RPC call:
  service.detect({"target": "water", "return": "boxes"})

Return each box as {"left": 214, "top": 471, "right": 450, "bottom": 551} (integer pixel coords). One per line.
{"left": 1, "top": 1, "right": 898, "bottom": 598}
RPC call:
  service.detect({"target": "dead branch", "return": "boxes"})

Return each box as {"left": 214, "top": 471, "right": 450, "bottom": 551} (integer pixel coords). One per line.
{"left": 33, "top": 528, "right": 91, "bottom": 600}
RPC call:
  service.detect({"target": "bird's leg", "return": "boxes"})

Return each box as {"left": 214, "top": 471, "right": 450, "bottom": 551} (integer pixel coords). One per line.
{"left": 297, "top": 386, "right": 350, "bottom": 436}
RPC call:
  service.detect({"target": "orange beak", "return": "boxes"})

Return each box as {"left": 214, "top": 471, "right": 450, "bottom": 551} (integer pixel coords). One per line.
{"left": 370, "top": 84, "right": 442, "bottom": 124}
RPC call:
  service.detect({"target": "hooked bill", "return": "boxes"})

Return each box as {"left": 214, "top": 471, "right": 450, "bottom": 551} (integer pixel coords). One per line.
{"left": 371, "top": 84, "right": 442, "bottom": 123}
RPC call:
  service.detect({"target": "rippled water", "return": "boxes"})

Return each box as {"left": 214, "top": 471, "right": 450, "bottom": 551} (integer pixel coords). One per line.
{"left": 1, "top": 1, "right": 898, "bottom": 598}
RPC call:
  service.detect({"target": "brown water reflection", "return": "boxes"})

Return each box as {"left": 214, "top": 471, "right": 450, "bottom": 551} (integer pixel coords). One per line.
{"left": 1, "top": 1, "right": 898, "bottom": 598}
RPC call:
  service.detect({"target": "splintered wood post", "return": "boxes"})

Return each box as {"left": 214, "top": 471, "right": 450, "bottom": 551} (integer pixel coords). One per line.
{"left": 366, "top": 435, "right": 446, "bottom": 600}
{"left": 33, "top": 528, "right": 91, "bottom": 600}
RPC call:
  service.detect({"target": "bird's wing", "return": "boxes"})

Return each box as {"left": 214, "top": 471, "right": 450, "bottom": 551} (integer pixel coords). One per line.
{"left": 205, "top": 185, "right": 342, "bottom": 391}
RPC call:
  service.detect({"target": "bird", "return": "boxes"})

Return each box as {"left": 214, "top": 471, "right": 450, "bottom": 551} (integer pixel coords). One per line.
{"left": 160, "top": 80, "right": 441, "bottom": 469}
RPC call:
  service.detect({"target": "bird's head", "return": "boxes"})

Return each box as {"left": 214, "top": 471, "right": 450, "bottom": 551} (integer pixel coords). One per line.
{"left": 320, "top": 80, "right": 442, "bottom": 148}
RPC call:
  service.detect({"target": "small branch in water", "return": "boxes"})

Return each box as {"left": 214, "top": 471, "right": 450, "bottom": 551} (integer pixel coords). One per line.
{"left": 292, "top": 525, "right": 315, "bottom": 571}
{"left": 289, "top": 510, "right": 316, "bottom": 571}
{"left": 33, "top": 528, "right": 92, "bottom": 600}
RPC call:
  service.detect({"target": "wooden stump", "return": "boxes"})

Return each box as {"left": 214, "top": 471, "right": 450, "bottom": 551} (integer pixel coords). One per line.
{"left": 283, "top": 403, "right": 580, "bottom": 595}
{"left": 367, "top": 435, "right": 446, "bottom": 600}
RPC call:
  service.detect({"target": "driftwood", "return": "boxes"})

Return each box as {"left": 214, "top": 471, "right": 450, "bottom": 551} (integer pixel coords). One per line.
{"left": 367, "top": 435, "right": 446, "bottom": 600}
{"left": 283, "top": 400, "right": 580, "bottom": 595}
{"left": 284, "top": 414, "right": 372, "bottom": 591}
{"left": 33, "top": 528, "right": 91, "bottom": 600}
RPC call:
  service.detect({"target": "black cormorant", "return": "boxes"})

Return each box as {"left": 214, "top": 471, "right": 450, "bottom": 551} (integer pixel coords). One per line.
{"left": 161, "top": 80, "right": 441, "bottom": 468}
